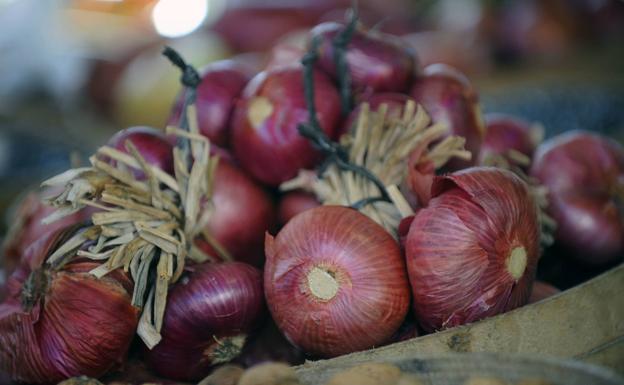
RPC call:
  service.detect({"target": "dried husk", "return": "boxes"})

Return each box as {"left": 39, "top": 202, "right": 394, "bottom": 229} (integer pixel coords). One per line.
{"left": 281, "top": 101, "right": 471, "bottom": 234}
{"left": 40, "top": 105, "right": 219, "bottom": 348}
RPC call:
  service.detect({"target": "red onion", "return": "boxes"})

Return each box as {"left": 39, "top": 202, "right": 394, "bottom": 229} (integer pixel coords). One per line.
{"left": 195, "top": 161, "right": 276, "bottom": 267}
{"left": 410, "top": 64, "right": 485, "bottom": 169}
{"left": 277, "top": 190, "right": 320, "bottom": 227}
{"left": 0, "top": 228, "right": 139, "bottom": 383}
{"left": 231, "top": 66, "right": 341, "bottom": 186}
{"left": 168, "top": 60, "right": 251, "bottom": 148}
{"left": 478, "top": 114, "right": 541, "bottom": 169}
{"left": 107, "top": 126, "right": 174, "bottom": 178}
{"left": 264, "top": 205, "right": 410, "bottom": 357}
{"left": 145, "top": 262, "right": 265, "bottom": 381}
{"left": 311, "top": 22, "right": 418, "bottom": 94}
{"left": 2, "top": 188, "right": 93, "bottom": 276}
{"left": 528, "top": 281, "right": 560, "bottom": 304}
{"left": 530, "top": 131, "right": 624, "bottom": 265}
{"left": 340, "top": 92, "right": 416, "bottom": 137}
{"left": 405, "top": 167, "right": 540, "bottom": 332}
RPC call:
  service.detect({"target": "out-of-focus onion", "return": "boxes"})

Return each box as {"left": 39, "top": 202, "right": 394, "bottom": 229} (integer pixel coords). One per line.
{"left": 265, "top": 205, "right": 410, "bottom": 357}
{"left": 311, "top": 22, "right": 418, "bottom": 95}
{"left": 277, "top": 191, "right": 320, "bottom": 227}
{"left": 231, "top": 66, "right": 341, "bottom": 186}
{"left": 168, "top": 60, "right": 251, "bottom": 148}
{"left": 145, "top": 262, "right": 265, "bottom": 381}
{"left": 478, "top": 114, "right": 541, "bottom": 170}
{"left": 405, "top": 167, "right": 540, "bottom": 332}
{"left": 0, "top": 227, "right": 139, "bottom": 384}
{"left": 107, "top": 126, "right": 174, "bottom": 178}
{"left": 1, "top": 188, "right": 93, "bottom": 275}
{"left": 340, "top": 93, "right": 416, "bottom": 137}
{"left": 195, "top": 161, "right": 276, "bottom": 267}
{"left": 528, "top": 281, "right": 560, "bottom": 304}
{"left": 410, "top": 64, "right": 485, "bottom": 169}
{"left": 530, "top": 131, "right": 624, "bottom": 265}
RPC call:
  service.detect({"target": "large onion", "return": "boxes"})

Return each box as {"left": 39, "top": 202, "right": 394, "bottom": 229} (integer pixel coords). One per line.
{"left": 0, "top": 228, "right": 139, "bottom": 384}
{"left": 405, "top": 167, "right": 540, "bottom": 332}
{"left": 168, "top": 60, "right": 250, "bottom": 148}
{"left": 231, "top": 66, "right": 341, "bottom": 186}
{"left": 265, "top": 205, "right": 410, "bottom": 357}
{"left": 195, "top": 161, "right": 276, "bottom": 267}
{"left": 311, "top": 22, "right": 418, "bottom": 95}
{"left": 410, "top": 64, "right": 485, "bottom": 169}
{"left": 145, "top": 262, "right": 265, "bottom": 381}
{"left": 530, "top": 131, "right": 623, "bottom": 265}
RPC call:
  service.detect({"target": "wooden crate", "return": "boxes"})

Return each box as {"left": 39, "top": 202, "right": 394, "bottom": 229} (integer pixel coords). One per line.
{"left": 296, "top": 264, "right": 624, "bottom": 382}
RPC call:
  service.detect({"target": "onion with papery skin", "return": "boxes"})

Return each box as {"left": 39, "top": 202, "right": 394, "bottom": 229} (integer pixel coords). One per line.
{"left": 0, "top": 228, "right": 139, "bottom": 384}
{"left": 311, "top": 22, "right": 418, "bottom": 94}
{"left": 145, "top": 262, "right": 265, "bottom": 381}
{"left": 339, "top": 93, "right": 416, "bottom": 138}
{"left": 405, "top": 167, "right": 540, "bottom": 332}
{"left": 277, "top": 190, "right": 320, "bottom": 227}
{"left": 530, "top": 131, "right": 624, "bottom": 265}
{"left": 231, "top": 66, "right": 341, "bottom": 186}
{"left": 265, "top": 205, "right": 410, "bottom": 357}
{"left": 2, "top": 188, "right": 92, "bottom": 275}
{"left": 195, "top": 161, "right": 275, "bottom": 267}
{"left": 410, "top": 64, "right": 485, "bottom": 169}
{"left": 528, "top": 281, "right": 560, "bottom": 304}
{"left": 107, "top": 126, "right": 174, "bottom": 178}
{"left": 478, "top": 114, "right": 541, "bottom": 170}
{"left": 168, "top": 60, "right": 251, "bottom": 148}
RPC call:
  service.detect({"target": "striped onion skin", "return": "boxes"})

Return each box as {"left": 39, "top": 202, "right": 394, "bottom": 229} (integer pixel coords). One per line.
{"left": 406, "top": 167, "right": 540, "bottom": 332}
{"left": 145, "top": 262, "right": 265, "bottom": 381}
{"left": 264, "top": 205, "right": 410, "bottom": 358}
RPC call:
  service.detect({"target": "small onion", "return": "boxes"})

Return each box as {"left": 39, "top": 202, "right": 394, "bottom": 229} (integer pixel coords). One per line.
{"left": 264, "top": 205, "right": 410, "bottom": 357}
{"left": 339, "top": 93, "right": 416, "bottom": 138}
{"left": 530, "top": 131, "right": 624, "bottom": 265}
{"left": 231, "top": 66, "right": 341, "bottom": 186}
{"left": 145, "top": 262, "right": 265, "bottom": 381}
{"left": 311, "top": 22, "right": 418, "bottom": 94}
{"left": 478, "top": 114, "right": 541, "bottom": 169}
{"left": 0, "top": 228, "right": 139, "bottom": 384}
{"left": 107, "top": 126, "right": 174, "bottom": 178}
{"left": 195, "top": 161, "right": 276, "bottom": 267}
{"left": 528, "top": 281, "right": 560, "bottom": 304}
{"left": 405, "top": 167, "right": 540, "bottom": 332}
{"left": 168, "top": 60, "right": 251, "bottom": 148}
{"left": 277, "top": 190, "right": 320, "bottom": 227}
{"left": 410, "top": 64, "right": 485, "bottom": 169}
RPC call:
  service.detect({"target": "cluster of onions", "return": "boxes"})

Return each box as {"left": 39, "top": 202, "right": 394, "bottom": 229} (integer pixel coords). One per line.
{"left": 404, "top": 167, "right": 540, "bottom": 331}
{"left": 530, "top": 131, "right": 624, "bottom": 265}
{"left": 0, "top": 227, "right": 139, "bottom": 383}
{"left": 265, "top": 206, "right": 410, "bottom": 357}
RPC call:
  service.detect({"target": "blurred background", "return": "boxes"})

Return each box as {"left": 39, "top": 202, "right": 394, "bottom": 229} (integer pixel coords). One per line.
{"left": 0, "top": 0, "right": 623, "bottom": 234}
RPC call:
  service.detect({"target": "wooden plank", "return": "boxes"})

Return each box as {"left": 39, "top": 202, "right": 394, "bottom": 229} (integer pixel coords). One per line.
{"left": 296, "top": 264, "right": 624, "bottom": 381}
{"left": 577, "top": 336, "right": 624, "bottom": 377}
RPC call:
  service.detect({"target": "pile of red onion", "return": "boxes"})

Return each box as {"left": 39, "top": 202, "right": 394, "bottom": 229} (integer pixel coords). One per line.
{"left": 1, "top": 11, "right": 623, "bottom": 384}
